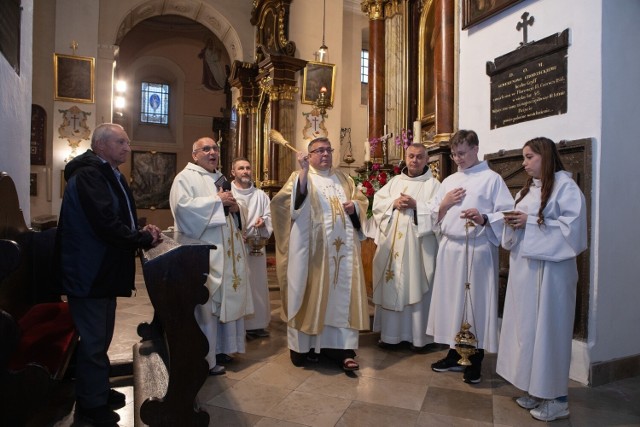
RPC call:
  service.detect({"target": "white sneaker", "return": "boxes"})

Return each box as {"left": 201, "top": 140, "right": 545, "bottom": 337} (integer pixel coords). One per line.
{"left": 516, "top": 395, "right": 541, "bottom": 409}
{"left": 530, "top": 399, "right": 570, "bottom": 421}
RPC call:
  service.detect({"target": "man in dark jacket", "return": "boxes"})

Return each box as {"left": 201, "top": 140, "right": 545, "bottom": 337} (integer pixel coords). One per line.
{"left": 57, "top": 123, "right": 162, "bottom": 426}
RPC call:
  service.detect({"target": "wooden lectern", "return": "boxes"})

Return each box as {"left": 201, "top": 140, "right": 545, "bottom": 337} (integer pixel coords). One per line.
{"left": 134, "top": 232, "right": 215, "bottom": 427}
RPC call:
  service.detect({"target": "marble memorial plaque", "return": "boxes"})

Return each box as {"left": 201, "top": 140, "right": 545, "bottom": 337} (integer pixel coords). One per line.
{"left": 487, "top": 29, "right": 569, "bottom": 129}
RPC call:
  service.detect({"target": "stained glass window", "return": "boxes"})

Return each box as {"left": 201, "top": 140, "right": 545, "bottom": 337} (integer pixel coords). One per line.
{"left": 140, "top": 82, "right": 169, "bottom": 125}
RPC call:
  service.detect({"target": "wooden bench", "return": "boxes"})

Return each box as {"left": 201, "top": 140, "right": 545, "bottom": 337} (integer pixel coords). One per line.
{"left": 0, "top": 172, "right": 78, "bottom": 425}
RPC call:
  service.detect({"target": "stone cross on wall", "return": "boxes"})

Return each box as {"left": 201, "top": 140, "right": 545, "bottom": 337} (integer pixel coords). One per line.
{"left": 516, "top": 12, "right": 535, "bottom": 46}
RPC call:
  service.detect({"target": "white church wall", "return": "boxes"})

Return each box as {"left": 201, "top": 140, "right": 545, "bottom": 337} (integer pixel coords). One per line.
{"left": 50, "top": 0, "right": 100, "bottom": 219}
{"left": 592, "top": 1, "right": 640, "bottom": 364}
{"left": 339, "top": 7, "right": 369, "bottom": 172}
{"left": 289, "top": 0, "right": 344, "bottom": 160}
{"left": 458, "top": 0, "right": 602, "bottom": 154}
{"left": 0, "top": 0, "right": 33, "bottom": 220}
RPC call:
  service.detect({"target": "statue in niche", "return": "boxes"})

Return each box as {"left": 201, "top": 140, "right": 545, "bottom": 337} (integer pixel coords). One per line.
{"left": 198, "top": 37, "right": 227, "bottom": 91}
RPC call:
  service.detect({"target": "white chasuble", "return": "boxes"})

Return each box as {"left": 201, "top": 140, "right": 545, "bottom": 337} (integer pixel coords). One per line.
{"left": 371, "top": 171, "right": 440, "bottom": 311}
{"left": 170, "top": 163, "right": 253, "bottom": 324}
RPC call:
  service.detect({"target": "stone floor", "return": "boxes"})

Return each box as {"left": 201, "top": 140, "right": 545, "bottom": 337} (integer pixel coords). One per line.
{"left": 44, "top": 265, "right": 640, "bottom": 427}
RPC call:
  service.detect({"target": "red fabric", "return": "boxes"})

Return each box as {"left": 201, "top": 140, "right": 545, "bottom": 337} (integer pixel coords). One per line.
{"left": 8, "top": 302, "right": 77, "bottom": 376}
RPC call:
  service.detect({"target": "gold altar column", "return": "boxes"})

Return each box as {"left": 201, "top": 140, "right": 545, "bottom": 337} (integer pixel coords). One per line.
{"left": 434, "top": 0, "right": 454, "bottom": 142}
{"left": 236, "top": 103, "right": 250, "bottom": 157}
{"left": 362, "top": 0, "right": 386, "bottom": 159}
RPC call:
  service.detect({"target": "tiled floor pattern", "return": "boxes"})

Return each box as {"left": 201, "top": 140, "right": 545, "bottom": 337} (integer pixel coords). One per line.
{"left": 46, "top": 267, "right": 640, "bottom": 427}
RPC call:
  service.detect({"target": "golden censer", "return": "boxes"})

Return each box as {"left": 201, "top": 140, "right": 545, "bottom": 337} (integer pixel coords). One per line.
{"left": 454, "top": 219, "right": 479, "bottom": 365}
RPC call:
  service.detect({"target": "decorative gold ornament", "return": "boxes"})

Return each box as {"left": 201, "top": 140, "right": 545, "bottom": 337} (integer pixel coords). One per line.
{"left": 315, "top": 87, "right": 330, "bottom": 116}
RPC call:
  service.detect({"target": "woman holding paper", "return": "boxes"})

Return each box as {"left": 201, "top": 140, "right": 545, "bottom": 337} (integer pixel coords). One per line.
{"left": 496, "top": 137, "right": 587, "bottom": 422}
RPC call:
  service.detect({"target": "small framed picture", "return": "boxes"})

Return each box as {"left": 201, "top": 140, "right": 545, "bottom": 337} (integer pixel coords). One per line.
{"left": 302, "top": 61, "right": 336, "bottom": 106}
{"left": 462, "top": 0, "right": 524, "bottom": 29}
{"left": 54, "top": 53, "right": 95, "bottom": 103}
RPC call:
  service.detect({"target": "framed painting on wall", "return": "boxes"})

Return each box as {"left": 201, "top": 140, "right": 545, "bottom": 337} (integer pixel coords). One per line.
{"left": 462, "top": 0, "right": 524, "bottom": 29}
{"left": 130, "top": 151, "right": 177, "bottom": 209}
{"left": 302, "top": 61, "right": 336, "bottom": 106}
{"left": 54, "top": 53, "right": 95, "bottom": 103}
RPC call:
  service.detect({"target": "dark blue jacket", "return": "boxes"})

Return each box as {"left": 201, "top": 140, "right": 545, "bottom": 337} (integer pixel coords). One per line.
{"left": 56, "top": 150, "right": 154, "bottom": 298}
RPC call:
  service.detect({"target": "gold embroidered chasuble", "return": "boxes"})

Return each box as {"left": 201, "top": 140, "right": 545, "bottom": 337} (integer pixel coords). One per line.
{"left": 271, "top": 167, "right": 369, "bottom": 335}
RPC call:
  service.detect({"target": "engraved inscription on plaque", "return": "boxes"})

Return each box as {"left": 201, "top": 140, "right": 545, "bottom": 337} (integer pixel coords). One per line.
{"left": 487, "top": 29, "right": 570, "bottom": 129}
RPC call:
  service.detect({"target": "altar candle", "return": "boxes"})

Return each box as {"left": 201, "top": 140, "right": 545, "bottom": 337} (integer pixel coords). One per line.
{"left": 413, "top": 120, "right": 421, "bottom": 143}
{"left": 383, "top": 124, "right": 387, "bottom": 136}
{"left": 364, "top": 140, "right": 371, "bottom": 162}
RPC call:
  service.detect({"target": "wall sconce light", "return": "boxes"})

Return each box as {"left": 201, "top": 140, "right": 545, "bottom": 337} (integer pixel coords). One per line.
{"left": 114, "top": 79, "right": 127, "bottom": 117}
{"left": 317, "top": 0, "right": 328, "bottom": 62}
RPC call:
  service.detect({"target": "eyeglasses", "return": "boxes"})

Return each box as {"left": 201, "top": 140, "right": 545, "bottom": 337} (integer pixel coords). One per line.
{"left": 309, "top": 148, "right": 334, "bottom": 155}
{"left": 193, "top": 145, "right": 220, "bottom": 154}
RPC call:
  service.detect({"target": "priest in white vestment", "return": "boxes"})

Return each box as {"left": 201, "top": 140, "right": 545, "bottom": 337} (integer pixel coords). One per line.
{"left": 496, "top": 137, "right": 587, "bottom": 422}
{"left": 271, "top": 137, "right": 369, "bottom": 372}
{"left": 169, "top": 137, "right": 253, "bottom": 376}
{"left": 426, "top": 130, "right": 513, "bottom": 384}
{"left": 371, "top": 143, "right": 440, "bottom": 350}
{"left": 231, "top": 157, "right": 273, "bottom": 338}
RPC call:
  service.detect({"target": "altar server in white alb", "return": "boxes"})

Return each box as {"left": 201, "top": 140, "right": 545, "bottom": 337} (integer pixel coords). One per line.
{"left": 497, "top": 137, "right": 587, "bottom": 422}
{"left": 230, "top": 157, "right": 273, "bottom": 338}
{"left": 169, "top": 137, "right": 253, "bottom": 376}
{"left": 271, "top": 137, "right": 370, "bottom": 372}
{"left": 371, "top": 143, "right": 440, "bottom": 351}
{"left": 427, "top": 129, "right": 514, "bottom": 384}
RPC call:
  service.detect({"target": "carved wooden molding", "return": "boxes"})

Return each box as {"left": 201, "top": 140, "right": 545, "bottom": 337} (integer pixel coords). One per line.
{"left": 251, "top": 0, "right": 296, "bottom": 62}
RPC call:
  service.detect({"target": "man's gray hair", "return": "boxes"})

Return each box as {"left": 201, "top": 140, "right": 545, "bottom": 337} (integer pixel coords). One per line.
{"left": 91, "top": 123, "right": 124, "bottom": 149}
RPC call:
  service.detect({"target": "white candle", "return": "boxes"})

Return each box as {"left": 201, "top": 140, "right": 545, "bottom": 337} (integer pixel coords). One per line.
{"left": 364, "top": 140, "right": 371, "bottom": 162}
{"left": 383, "top": 124, "right": 387, "bottom": 136}
{"left": 413, "top": 120, "right": 421, "bottom": 143}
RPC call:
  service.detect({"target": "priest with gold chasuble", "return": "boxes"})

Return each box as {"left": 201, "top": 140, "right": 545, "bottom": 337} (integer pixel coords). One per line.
{"left": 271, "top": 137, "right": 370, "bottom": 372}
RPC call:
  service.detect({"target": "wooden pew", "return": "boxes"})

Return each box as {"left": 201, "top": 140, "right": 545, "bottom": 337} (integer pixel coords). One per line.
{"left": 0, "top": 172, "right": 77, "bottom": 425}
{"left": 134, "top": 232, "right": 214, "bottom": 427}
